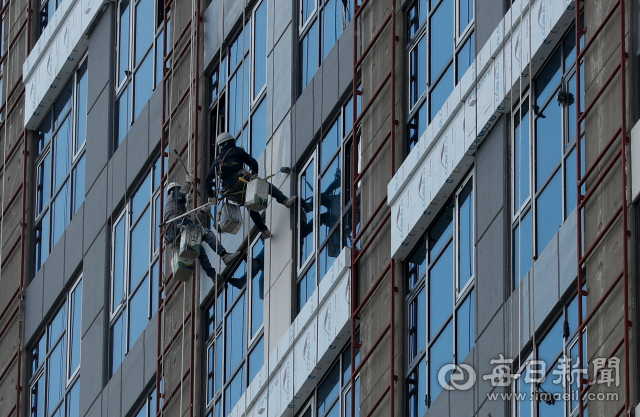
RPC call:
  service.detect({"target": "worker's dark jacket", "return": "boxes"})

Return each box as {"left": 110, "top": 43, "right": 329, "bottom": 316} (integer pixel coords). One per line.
{"left": 205, "top": 144, "right": 259, "bottom": 194}
{"left": 163, "top": 190, "right": 187, "bottom": 244}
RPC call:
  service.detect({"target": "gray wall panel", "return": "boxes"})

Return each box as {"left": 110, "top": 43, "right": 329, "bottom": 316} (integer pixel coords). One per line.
{"left": 110, "top": 142, "right": 128, "bottom": 216}
{"left": 426, "top": 385, "right": 449, "bottom": 417}
{"left": 203, "top": 0, "right": 223, "bottom": 68}
{"left": 143, "top": 314, "right": 158, "bottom": 384}
{"left": 64, "top": 205, "right": 84, "bottom": 286}
{"left": 273, "top": 0, "right": 292, "bottom": 50}
{"left": 476, "top": 209, "right": 505, "bottom": 335}
{"left": 313, "top": 70, "right": 323, "bottom": 136}
{"left": 224, "top": 0, "right": 243, "bottom": 40}
{"left": 85, "top": 88, "right": 111, "bottom": 192}
{"left": 476, "top": 305, "right": 506, "bottom": 403}
{"left": 42, "top": 237, "right": 65, "bottom": 317}
{"left": 87, "top": 6, "right": 113, "bottom": 112}
{"left": 82, "top": 226, "right": 107, "bottom": 337}
{"left": 559, "top": 209, "right": 577, "bottom": 295}
{"left": 337, "top": 21, "right": 354, "bottom": 98}
{"left": 475, "top": 115, "right": 506, "bottom": 242}
{"left": 272, "top": 24, "right": 293, "bottom": 132}
{"left": 148, "top": 87, "right": 163, "bottom": 154}
{"left": 294, "top": 79, "right": 315, "bottom": 163}
{"left": 24, "top": 268, "right": 44, "bottom": 345}
{"left": 126, "top": 107, "right": 150, "bottom": 190}
{"left": 107, "top": 366, "right": 122, "bottom": 417}
{"left": 79, "top": 313, "right": 105, "bottom": 417}
{"left": 84, "top": 394, "right": 102, "bottom": 417}
{"left": 84, "top": 166, "right": 108, "bottom": 253}
{"left": 533, "top": 234, "right": 560, "bottom": 329}
{"left": 475, "top": 0, "right": 505, "bottom": 51}
{"left": 322, "top": 45, "right": 339, "bottom": 122}
{"left": 121, "top": 335, "right": 145, "bottom": 414}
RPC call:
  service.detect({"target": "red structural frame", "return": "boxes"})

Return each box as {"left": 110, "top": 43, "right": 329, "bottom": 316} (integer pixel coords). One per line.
{"left": 349, "top": 0, "right": 398, "bottom": 414}
{"left": 0, "top": 1, "right": 31, "bottom": 414}
{"left": 575, "top": 0, "right": 630, "bottom": 416}
{"left": 156, "top": 1, "right": 201, "bottom": 415}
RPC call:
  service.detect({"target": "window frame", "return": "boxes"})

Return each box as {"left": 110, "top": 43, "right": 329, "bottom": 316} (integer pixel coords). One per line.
{"left": 403, "top": 172, "right": 475, "bottom": 411}
{"left": 34, "top": 57, "right": 88, "bottom": 273}
{"left": 203, "top": 239, "right": 265, "bottom": 417}
{"left": 109, "top": 158, "right": 163, "bottom": 375}
{"left": 511, "top": 20, "right": 584, "bottom": 287}
{"left": 28, "top": 275, "right": 83, "bottom": 417}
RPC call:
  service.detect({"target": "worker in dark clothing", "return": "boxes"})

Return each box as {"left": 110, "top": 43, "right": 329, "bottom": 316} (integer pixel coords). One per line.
{"left": 205, "top": 132, "right": 296, "bottom": 239}
{"left": 164, "top": 178, "right": 242, "bottom": 282}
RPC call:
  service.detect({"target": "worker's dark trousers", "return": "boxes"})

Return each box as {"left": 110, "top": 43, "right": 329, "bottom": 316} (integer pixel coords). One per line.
{"left": 248, "top": 183, "right": 288, "bottom": 231}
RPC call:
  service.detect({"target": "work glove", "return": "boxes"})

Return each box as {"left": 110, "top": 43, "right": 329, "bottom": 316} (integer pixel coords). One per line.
{"left": 186, "top": 174, "right": 195, "bottom": 185}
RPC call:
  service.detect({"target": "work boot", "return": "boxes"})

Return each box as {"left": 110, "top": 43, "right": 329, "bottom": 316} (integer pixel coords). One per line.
{"left": 221, "top": 250, "right": 242, "bottom": 265}
{"left": 260, "top": 228, "right": 272, "bottom": 239}
{"left": 283, "top": 196, "right": 297, "bottom": 208}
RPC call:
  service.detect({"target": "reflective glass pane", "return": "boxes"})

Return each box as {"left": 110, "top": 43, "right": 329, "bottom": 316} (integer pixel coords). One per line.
{"left": 567, "top": 70, "right": 584, "bottom": 141}
{"left": 301, "top": 0, "right": 315, "bottom": 26}
{"left": 37, "top": 210, "right": 51, "bottom": 270}
{"left": 251, "top": 239, "right": 265, "bottom": 335}
{"left": 155, "top": 32, "right": 164, "bottom": 88}
{"left": 66, "top": 378, "right": 80, "bottom": 417}
{"left": 117, "top": 85, "right": 131, "bottom": 146}
{"left": 567, "top": 296, "right": 578, "bottom": 338}
{"left": 118, "top": 0, "right": 131, "bottom": 84}
{"left": 154, "top": 195, "right": 161, "bottom": 253}
{"left": 128, "top": 275, "right": 149, "bottom": 348}
{"left": 135, "top": 0, "right": 154, "bottom": 65}
{"left": 565, "top": 148, "right": 577, "bottom": 216}
{"left": 130, "top": 208, "right": 151, "bottom": 290}
{"left": 458, "top": 0, "right": 472, "bottom": 34}
{"left": 254, "top": 0, "right": 267, "bottom": 96}
{"left": 47, "top": 337, "right": 66, "bottom": 414}
{"left": 51, "top": 180, "right": 70, "bottom": 247}
{"left": 514, "top": 103, "right": 530, "bottom": 211}
{"left": 215, "top": 333, "right": 223, "bottom": 393}
{"left": 319, "top": 232, "right": 341, "bottom": 279}
{"left": 430, "top": 64, "right": 453, "bottom": 121}
{"left": 407, "top": 357, "right": 427, "bottom": 417}
{"left": 298, "top": 264, "right": 316, "bottom": 312}
{"left": 229, "top": 30, "right": 243, "bottom": 70}
{"left": 248, "top": 336, "right": 264, "bottom": 383}
{"left": 563, "top": 24, "right": 577, "bottom": 70}
{"left": 53, "top": 117, "right": 71, "bottom": 191}
{"left": 301, "top": 20, "right": 319, "bottom": 90}
{"left": 535, "top": 47, "right": 562, "bottom": 106}
{"left": 69, "top": 280, "right": 82, "bottom": 377}
{"left": 225, "top": 294, "right": 246, "bottom": 375}
{"left": 72, "top": 154, "right": 86, "bottom": 214}
{"left": 429, "top": 0, "right": 453, "bottom": 82}
{"left": 207, "top": 344, "right": 214, "bottom": 404}
{"left": 75, "top": 62, "right": 88, "bottom": 153}
{"left": 251, "top": 98, "right": 267, "bottom": 159}
{"left": 151, "top": 261, "right": 159, "bottom": 315}
{"left": 37, "top": 114, "right": 52, "bottom": 157}
{"left": 31, "top": 373, "right": 45, "bottom": 417}
{"left": 113, "top": 216, "right": 126, "bottom": 312}
{"left": 134, "top": 51, "right": 154, "bottom": 120}
{"left": 111, "top": 312, "right": 126, "bottom": 374}
{"left": 516, "top": 376, "right": 532, "bottom": 417}
{"left": 54, "top": 82, "right": 73, "bottom": 125}
{"left": 456, "top": 32, "right": 474, "bottom": 83}
{"left": 513, "top": 209, "right": 532, "bottom": 286}
{"left": 535, "top": 102, "right": 562, "bottom": 190}
{"left": 456, "top": 291, "right": 474, "bottom": 363}
{"left": 224, "top": 365, "right": 245, "bottom": 414}
{"left": 243, "top": 56, "right": 251, "bottom": 124}
{"left": 429, "top": 242, "right": 453, "bottom": 340}
{"left": 132, "top": 173, "right": 151, "bottom": 220}
{"left": 319, "top": 157, "right": 341, "bottom": 242}
{"left": 537, "top": 365, "right": 563, "bottom": 417}
{"left": 409, "top": 287, "right": 426, "bottom": 360}
{"left": 536, "top": 170, "right": 562, "bottom": 255}
{"left": 429, "top": 203, "right": 453, "bottom": 257}
{"left": 407, "top": 240, "right": 427, "bottom": 291}
{"left": 300, "top": 160, "right": 315, "bottom": 263}
{"left": 538, "top": 317, "right": 562, "bottom": 366}
{"left": 458, "top": 182, "right": 473, "bottom": 289}
{"left": 321, "top": 118, "right": 340, "bottom": 169}
{"left": 227, "top": 261, "right": 247, "bottom": 303}
{"left": 317, "top": 363, "right": 340, "bottom": 415}
{"left": 429, "top": 320, "right": 452, "bottom": 404}
{"left": 37, "top": 152, "right": 52, "bottom": 216}
{"left": 49, "top": 305, "right": 67, "bottom": 348}
{"left": 322, "top": 0, "right": 341, "bottom": 60}
{"left": 228, "top": 66, "right": 242, "bottom": 137}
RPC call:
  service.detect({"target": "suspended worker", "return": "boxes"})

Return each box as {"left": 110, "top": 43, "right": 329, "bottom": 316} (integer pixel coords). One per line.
{"left": 164, "top": 177, "right": 242, "bottom": 281}
{"left": 205, "top": 132, "right": 296, "bottom": 239}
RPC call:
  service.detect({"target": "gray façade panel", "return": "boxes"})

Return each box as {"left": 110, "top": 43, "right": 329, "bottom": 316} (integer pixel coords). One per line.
{"left": 533, "top": 233, "right": 560, "bottom": 329}
{"left": 125, "top": 107, "right": 150, "bottom": 191}
{"left": 64, "top": 205, "right": 84, "bottom": 287}
{"left": 121, "top": 333, "right": 146, "bottom": 415}
{"left": 24, "top": 267, "right": 45, "bottom": 345}
{"left": 42, "top": 235, "right": 66, "bottom": 318}
{"left": 79, "top": 311, "right": 106, "bottom": 417}
{"left": 83, "top": 165, "right": 108, "bottom": 254}
{"left": 272, "top": 24, "right": 293, "bottom": 134}
{"left": 321, "top": 44, "right": 340, "bottom": 123}
{"left": 294, "top": 78, "right": 315, "bottom": 162}
{"left": 86, "top": 5, "right": 114, "bottom": 114}
{"left": 85, "top": 88, "right": 112, "bottom": 193}
{"left": 81, "top": 226, "right": 108, "bottom": 338}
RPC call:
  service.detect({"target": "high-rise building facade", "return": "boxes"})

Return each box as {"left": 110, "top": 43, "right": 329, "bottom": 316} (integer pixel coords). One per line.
{"left": 0, "top": 0, "right": 638, "bottom": 415}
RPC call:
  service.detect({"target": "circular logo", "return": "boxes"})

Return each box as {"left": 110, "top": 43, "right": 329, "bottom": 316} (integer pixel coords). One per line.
{"left": 438, "top": 363, "right": 477, "bottom": 391}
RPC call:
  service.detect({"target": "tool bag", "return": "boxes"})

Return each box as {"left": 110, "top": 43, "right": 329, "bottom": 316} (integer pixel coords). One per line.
{"left": 172, "top": 251, "right": 195, "bottom": 282}
{"left": 219, "top": 202, "right": 243, "bottom": 234}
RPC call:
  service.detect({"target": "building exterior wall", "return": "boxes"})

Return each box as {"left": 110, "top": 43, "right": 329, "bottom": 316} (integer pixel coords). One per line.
{"left": 1, "top": 0, "right": 638, "bottom": 415}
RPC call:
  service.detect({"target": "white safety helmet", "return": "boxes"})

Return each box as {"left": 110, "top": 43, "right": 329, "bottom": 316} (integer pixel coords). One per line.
{"left": 216, "top": 132, "right": 235, "bottom": 146}
{"left": 167, "top": 182, "right": 181, "bottom": 195}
